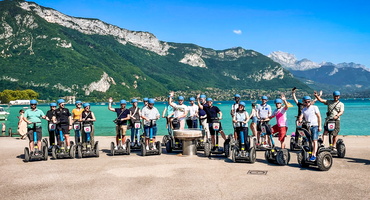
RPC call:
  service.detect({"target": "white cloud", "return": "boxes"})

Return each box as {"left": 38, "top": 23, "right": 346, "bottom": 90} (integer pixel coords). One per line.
{"left": 233, "top": 30, "right": 242, "bottom": 35}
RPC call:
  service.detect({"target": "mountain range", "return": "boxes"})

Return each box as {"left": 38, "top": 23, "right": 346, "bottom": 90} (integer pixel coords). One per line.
{"left": 0, "top": 0, "right": 311, "bottom": 101}
{"left": 268, "top": 51, "right": 370, "bottom": 94}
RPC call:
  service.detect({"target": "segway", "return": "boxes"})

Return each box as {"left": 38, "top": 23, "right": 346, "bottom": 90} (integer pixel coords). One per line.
{"left": 263, "top": 122, "right": 290, "bottom": 165}
{"left": 76, "top": 121, "right": 99, "bottom": 158}
{"left": 24, "top": 122, "right": 48, "bottom": 162}
{"left": 130, "top": 120, "right": 142, "bottom": 151}
{"left": 205, "top": 118, "right": 230, "bottom": 157}
{"left": 43, "top": 121, "right": 57, "bottom": 155}
{"left": 230, "top": 122, "right": 256, "bottom": 163}
{"left": 326, "top": 119, "right": 346, "bottom": 158}
{"left": 290, "top": 119, "right": 308, "bottom": 151}
{"left": 51, "top": 124, "right": 76, "bottom": 159}
{"left": 73, "top": 121, "right": 82, "bottom": 145}
{"left": 163, "top": 118, "right": 182, "bottom": 153}
{"left": 141, "top": 120, "right": 161, "bottom": 156}
{"left": 110, "top": 121, "right": 130, "bottom": 156}
{"left": 296, "top": 121, "right": 333, "bottom": 171}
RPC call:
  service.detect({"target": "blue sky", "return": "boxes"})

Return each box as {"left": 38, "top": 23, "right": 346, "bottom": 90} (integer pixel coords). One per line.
{"left": 30, "top": 0, "right": 370, "bottom": 68}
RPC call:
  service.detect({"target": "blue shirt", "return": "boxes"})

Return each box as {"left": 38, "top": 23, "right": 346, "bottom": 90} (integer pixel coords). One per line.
{"left": 24, "top": 109, "right": 45, "bottom": 128}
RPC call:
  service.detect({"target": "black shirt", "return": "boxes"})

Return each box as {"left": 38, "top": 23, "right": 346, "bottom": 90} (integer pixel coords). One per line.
{"left": 46, "top": 110, "right": 56, "bottom": 123}
{"left": 204, "top": 105, "right": 221, "bottom": 123}
{"left": 55, "top": 108, "right": 71, "bottom": 124}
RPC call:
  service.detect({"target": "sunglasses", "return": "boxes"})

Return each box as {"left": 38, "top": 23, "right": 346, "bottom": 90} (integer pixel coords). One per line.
{"left": 304, "top": 101, "right": 311, "bottom": 103}
{"left": 30, "top": 104, "right": 37, "bottom": 106}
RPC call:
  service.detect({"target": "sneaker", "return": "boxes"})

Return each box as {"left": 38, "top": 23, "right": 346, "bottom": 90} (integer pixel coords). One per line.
{"left": 153, "top": 145, "right": 157, "bottom": 150}
{"left": 310, "top": 155, "right": 316, "bottom": 161}
{"left": 122, "top": 144, "right": 126, "bottom": 150}
{"left": 211, "top": 147, "right": 217, "bottom": 151}
{"left": 146, "top": 146, "right": 149, "bottom": 151}
{"left": 114, "top": 146, "right": 118, "bottom": 150}
{"left": 131, "top": 142, "right": 135, "bottom": 146}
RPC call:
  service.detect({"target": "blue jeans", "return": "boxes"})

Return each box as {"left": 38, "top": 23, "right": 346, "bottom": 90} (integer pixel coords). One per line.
{"left": 310, "top": 126, "right": 319, "bottom": 141}
{"left": 144, "top": 125, "right": 157, "bottom": 139}
{"left": 130, "top": 128, "right": 140, "bottom": 142}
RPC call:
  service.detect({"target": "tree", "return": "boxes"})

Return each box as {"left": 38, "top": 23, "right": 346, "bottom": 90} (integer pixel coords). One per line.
{"left": 0, "top": 89, "right": 39, "bottom": 103}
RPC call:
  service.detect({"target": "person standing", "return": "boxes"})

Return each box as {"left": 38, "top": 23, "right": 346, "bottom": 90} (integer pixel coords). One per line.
{"left": 129, "top": 99, "right": 142, "bottom": 146}
{"left": 269, "top": 94, "right": 289, "bottom": 149}
{"left": 55, "top": 99, "right": 73, "bottom": 150}
{"left": 23, "top": 100, "right": 46, "bottom": 154}
{"left": 299, "top": 96, "right": 322, "bottom": 161}
{"left": 249, "top": 103, "right": 258, "bottom": 137}
{"left": 168, "top": 92, "right": 188, "bottom": 130}
{"left": 141, "top": 98, "right": 160, "bottom": 150}
{"left": 257, "top": 96, "right": 272, "bottom": 147}
{"left": 17, "top": 109, "right": 28, "bottom": 139}
{"left": 45, "top": 103, "right": 57, "bottom": 148}
{"left": 187, "top": 97, "right": 199, "bottom": 128}
{"left": 314, "top": 90, "right": 344, "bottom": 147}
{"left": 108, "top": 98, "right": 131, "bottom": 150}
{"left": 231, "top": 94, "right": 241, "bottom": 139}
{"left": 80, "top": 103, "right": 96, "bottom": 149}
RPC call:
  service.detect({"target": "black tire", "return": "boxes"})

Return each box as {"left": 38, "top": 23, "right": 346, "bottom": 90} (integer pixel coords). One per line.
{"left": 290, "top": 138, "right": 295, "bottom": 151}
{"left": 224, "top": 141, "right": 230, "bottom": 158}
{"left": 231, "top": 148, "right": 236, "bottom": 162}
{"left": 249, "top": 147, "right": 256, "bottom": 164}
{"left": 24, "top": 147, "right": 30, "bottom": 162}
{"left": 69, "top": 145, "right": 75, "bottom": 159}
{"left": 51, "top": 146, "right": 57, "bottom": 159}
{"left": 166, "top": 139, "right": 172, "bottom": 153}
{"left": 110, "top": 142, "right": 115, "bottom": 156}
{"left": 157, "top": 141, "right": 162, "bottom": 155}
{"left": 317, "top": 151, "right": 333, "bottom": 171}
{"left": 264, "top": 150, "right": 273, "bottom": 163}
{"left": 77, "top": 145, "right": 82, "bottom": 158}
{"left": 276, "top": 149, "right": 289, "bottom": 166}
{"left": 162, "top": 135, "right": 168, "bottom": 146}
{"left": 125, "top": 140, "right": 131, "bottom": 155}
{"left": 297, "top": 151, "right": 309, "bottom": 168}
{"left": 336, "top": 140, "right": 346, "bottom": 158}
{"left": 95, "top": 142, "right": 99, "bottom": 157}
{"left": 42, "top": 138, "right": 48, "bottom": 148}
{"left": 43, "top": 146, "right": 48, "bottom": 161}
{"left": 204, "top": 141, "right": 211, "bottom": 157}
{"left": 141, "top": 143, "right": 146, "bottom": 156}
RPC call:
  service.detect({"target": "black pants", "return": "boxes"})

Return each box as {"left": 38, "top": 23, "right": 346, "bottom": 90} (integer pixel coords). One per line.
{"left": 48, "top": 130, "right": 56, "bottom": 145}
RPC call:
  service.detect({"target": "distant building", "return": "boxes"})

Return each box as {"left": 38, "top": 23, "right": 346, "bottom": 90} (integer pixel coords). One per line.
{"left": 9, "top": 100, "right": 30, "bottom": 105}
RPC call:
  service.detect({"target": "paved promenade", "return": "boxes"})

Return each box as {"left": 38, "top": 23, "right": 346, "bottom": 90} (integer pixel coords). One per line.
{"left": 1, "top": 136, "right": 369, "bottom": 200}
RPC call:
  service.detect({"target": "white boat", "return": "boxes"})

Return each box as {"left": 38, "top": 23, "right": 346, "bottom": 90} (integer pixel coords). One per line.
{"left": 0, "top": 107, "right": 9, "bottom": 120}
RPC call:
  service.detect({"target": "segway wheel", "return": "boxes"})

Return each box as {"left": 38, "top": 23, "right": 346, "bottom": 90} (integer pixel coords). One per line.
{"left": 69, "top": 145, "right": 76, "bottom": 159}
{"left": 249, "top": 147, "right": 256, "bottom": 164}
{"left": 204, "top": 142, "right": 211, "bottom": 157}
{"left": 317, "top": 151, "right": 333, "bottom": 171}
{"left": 276, "top": 149, "right": 290, "bottom": 166}
{"left": 224, "top": 141, "right": 230, "bottom": 158}
{"left": 165, "top": 139, "right": 172, "bottom": 153}
{"left": 162, "top": 135, "right": 168, "bottom": 146}
{"left": 157, "top": 141, "right": 162, "bottom": 155}
{"left": 297, "top": 151, "right": 309, "bottom": 168}
{"left": 290, "top": 138, "right": 295, "bottom": 151}
{"left": 336, "top": 140, "right": 346, "bottom": 158}
{"left": 51, "top": 146, "right": 57, "bottom": 159}
{"left": 264, "top": 150, "right": 273, "bottom": 163}
{"left": 77, "top": 145, "right": 82, "bottom": 158}
{"left": 141, "top": 144, "right": 146, "bottom": 156}
{"left": 110, "top": 142, "right": 115, "bottom": 156}
{"left": 42, "top": 146, "right": 48, "bottom": 161}
{"left": 95, "top": 142, "right": 99, "bottom": 157}
{"left": 42, "top": 138, "right": 48, "bottom": 148}
{"left": 125, "top": 140, "right": 130, "bottom": 155}
{"left": 231, "top": 148, "right": 236, "bottom": 162}
{"left": 24, "top": 147, "right": 30, "bottom": 162}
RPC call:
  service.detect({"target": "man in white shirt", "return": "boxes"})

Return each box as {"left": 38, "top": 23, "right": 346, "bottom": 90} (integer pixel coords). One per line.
{"left": 187, "top": 97, "right": 199, "bottom": 128}
{"left": 299, "top": 96, "right": 322, "bottom": 161}
{"left": 169, "top": 92, "right": 189, "bottom": 130}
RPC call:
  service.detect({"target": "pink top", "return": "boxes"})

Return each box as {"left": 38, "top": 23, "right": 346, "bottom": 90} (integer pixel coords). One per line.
{"left": 271, "top": 107, "right": 287, "bottom": 127}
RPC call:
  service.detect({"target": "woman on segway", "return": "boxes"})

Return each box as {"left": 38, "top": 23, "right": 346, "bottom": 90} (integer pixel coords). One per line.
{"left": 80, "top": 103, "right": 96, "bottom": 149}
{"left": 268, "top": 94, "right": 289, "bottom": 149}
{"left": 232, "top": 102, "right": 250, "bottom": 148}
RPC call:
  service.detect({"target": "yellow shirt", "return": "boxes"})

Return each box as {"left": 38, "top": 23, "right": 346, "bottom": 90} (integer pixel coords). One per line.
{"left": 72, "top": 108, "right": 84, "bottom": 120}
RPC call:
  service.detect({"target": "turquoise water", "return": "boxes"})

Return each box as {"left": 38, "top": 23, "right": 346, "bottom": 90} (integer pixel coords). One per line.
{"left": 2, "top": 99, "right": 369, "bottom": 136}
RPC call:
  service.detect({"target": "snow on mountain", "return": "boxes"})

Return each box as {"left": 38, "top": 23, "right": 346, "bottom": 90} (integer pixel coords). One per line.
{"left": 268, "top": 51, "right": 320, "bottom": 71}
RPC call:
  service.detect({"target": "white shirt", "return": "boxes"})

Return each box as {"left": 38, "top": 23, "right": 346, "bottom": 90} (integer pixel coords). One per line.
{"left": 188, "top": 104, "right": 199, "bottom": 120}
{"left": 141, "top": 106, "right": 160, "bottom": 126}
{"left": 301, "top": 105, "right": 320, "bottom": 126}
{"left": 257, "top": 104, "right": 271, "bottom": 119}
{"left": 172, "top": 103, "right": 188, "bottom": 120}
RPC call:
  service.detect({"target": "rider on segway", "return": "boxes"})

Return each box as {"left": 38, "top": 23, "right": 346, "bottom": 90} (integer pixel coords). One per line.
{"left": 45, "top": 103, "right": 57, "bottom": 151}
{"left": 141, "top": 98, "right": 160, "bottom": 151}
{"left": 108, "top": 98, "right": 131, "bottom": 150}
{"left": 23, "top": 100, "right": 46, "bottom": 155}
{"left": 268, "top": 94, "right": 289, "bottom": 149}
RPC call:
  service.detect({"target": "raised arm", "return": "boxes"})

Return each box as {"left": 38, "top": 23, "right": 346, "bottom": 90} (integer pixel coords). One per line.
{"left": 281, "top": 94, "right": 289, "bottom": 110}
{"left": 108, "top": 97, "right": 115, "bottom": 112}
{"left": 197, "top": 94, "right": 204, "bottom": 110}
{"left": 314, "top": 91, "right": 326, "bottom": 104}
{"left": 292, "top": 88, "right": 299, "bottom": 105}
